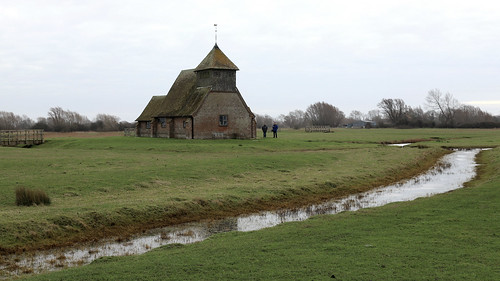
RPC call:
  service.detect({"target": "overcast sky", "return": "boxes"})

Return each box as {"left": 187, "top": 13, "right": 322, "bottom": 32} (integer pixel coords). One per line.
{"left": 2, "top": 0, "right": 500, "bottom": 122}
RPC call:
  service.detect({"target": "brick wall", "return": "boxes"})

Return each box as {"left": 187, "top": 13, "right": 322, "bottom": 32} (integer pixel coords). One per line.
{"left": 194, "top": 91, "right": 254, "bottom": 139}
{"left": 137, "top": 121, "right": 151, "bottom": 137}
{"left": 141, "top": 118, "right": 192, "bottom": 139}
{"left": 173, "top": 118, "right": 192, "bottom": 139}
{"left": 155, "top": 118, "right": 171, "bottom": 138}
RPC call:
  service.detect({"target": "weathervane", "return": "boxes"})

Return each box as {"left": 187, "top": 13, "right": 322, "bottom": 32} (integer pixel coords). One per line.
{"left": 214, "top": 23, "right": 217, "bottom": 45}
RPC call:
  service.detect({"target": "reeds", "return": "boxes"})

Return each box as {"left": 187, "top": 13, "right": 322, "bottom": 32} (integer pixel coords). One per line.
{"left": 15, "top": 187, "right": 51, "bottom": 206}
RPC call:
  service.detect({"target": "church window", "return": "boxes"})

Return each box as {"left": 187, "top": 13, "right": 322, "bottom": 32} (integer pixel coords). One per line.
{"left": 219, "top": 115, "right": 228, "bottom": 126}
{"left": 159, "top": 118, "right": 166, "bottom": 128}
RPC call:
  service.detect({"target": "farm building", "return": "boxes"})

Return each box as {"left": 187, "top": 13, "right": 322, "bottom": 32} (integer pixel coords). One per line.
{"left": 345, "top": 120, "right": 377, "bottom": 128}
{"left": 136, "top": 44, "right": 256, "bottom": 139}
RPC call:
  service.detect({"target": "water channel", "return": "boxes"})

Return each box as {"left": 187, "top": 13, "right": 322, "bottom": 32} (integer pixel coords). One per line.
{"left": 1, "top": 149, "right": 483, "bottom": 278}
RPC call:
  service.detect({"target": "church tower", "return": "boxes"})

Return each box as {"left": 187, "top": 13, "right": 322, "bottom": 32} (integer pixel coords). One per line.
{"left": 194, "top": 44, "right": 239, "bottom": 92}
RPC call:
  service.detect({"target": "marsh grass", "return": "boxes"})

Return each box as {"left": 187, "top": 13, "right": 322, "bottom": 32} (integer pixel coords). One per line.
{"left": 159, "top": 232, "right": 170, "bottom": 240}
{"left": 15, "top": 187, "right": 51, "bottom": 206}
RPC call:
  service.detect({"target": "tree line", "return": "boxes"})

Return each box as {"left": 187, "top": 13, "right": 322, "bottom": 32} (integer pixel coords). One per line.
{"left": 3, "top": 89, "right": 498, "bottom": 131}
{"left": 0, "top": 107, "right": 134, "bottom": 131}
{"left": 257, "top": 89, "right": 499, "bottom": 129}
{"left": 256, "top": 102, "right": 345, "bottom": 129}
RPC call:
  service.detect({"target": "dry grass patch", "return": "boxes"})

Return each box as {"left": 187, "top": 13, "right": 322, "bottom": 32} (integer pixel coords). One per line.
{"left": 15, "top": 187, "right": 51, "bottom": 206}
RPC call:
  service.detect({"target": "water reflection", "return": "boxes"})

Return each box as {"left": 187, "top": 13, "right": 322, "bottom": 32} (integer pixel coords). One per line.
{"left": 387, "top": 143, "right": 412, "bottom": 147}
{"left": 1, "top": 149, "right": 481, "bottom": 278}
{"left": 238, "top": 149, "right": 478, "bottom": 230}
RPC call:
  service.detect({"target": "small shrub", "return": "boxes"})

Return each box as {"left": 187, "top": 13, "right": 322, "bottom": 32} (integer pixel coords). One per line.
{"left": 15, "top": 187, "right": 51, "bottom": 206}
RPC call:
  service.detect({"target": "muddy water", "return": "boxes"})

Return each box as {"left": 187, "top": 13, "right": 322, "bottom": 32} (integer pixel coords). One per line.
{"left": 1, "top": 149, "right": 482, "bottom": 278}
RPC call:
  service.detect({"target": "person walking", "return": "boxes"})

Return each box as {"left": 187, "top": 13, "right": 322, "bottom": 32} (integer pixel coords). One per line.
{"left": 272, "top": 122, "right": 278, "bottom": 138}
{"left": 261, "top": 124, "right": 268, "bottom": 138}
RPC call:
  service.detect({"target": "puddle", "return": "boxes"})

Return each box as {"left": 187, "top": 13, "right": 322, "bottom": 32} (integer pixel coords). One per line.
{"left": 1, "top": 149, "right": 482, "bottom": 278}
{"left": 387, "top": 143, "right": 412, "bottom": 147}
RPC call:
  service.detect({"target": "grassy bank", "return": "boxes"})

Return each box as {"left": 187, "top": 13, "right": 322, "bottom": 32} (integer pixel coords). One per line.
{"left": 0, "top": 129, "right": 498, "bottom": 255}
{"left": 22, "top": 139, "right": 500, "bottom": 280}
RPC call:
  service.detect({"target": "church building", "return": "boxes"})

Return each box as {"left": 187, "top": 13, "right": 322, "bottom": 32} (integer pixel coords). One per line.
{"left": 136, "top": 44, "right": 256, "bottom": 139}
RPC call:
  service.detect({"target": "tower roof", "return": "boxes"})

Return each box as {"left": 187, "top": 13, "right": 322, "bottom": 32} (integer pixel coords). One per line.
{"left": 194, "top": 44, "right": 239, "bottom": 72}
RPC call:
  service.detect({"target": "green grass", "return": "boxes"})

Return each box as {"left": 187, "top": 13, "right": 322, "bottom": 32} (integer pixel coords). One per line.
{"left": 0, "top": 129, "right": 498, "bottom": 255}
{"left": 20, "top": 133, "right": 500, "bottom": 280}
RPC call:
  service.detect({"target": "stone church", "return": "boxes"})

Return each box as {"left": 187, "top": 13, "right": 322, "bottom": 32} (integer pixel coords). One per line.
{"left": 136, "top": 44, "right": 256, "bottom": 139}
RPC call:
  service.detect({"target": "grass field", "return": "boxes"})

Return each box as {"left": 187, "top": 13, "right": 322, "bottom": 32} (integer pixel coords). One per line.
{"left": 1, "top": 128, "right": 499, "bottom": 279}
{"left": 24, "top": 145, "right": 500, "bottom": 280}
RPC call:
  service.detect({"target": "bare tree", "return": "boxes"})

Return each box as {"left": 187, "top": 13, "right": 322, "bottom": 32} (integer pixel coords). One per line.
{"left": 66, "top": 111, "right": 90, "bottom": 131}
{"left": 0, "top": 111, "right": 34, "bottom": 130}
{"left": 366, "top": 109, "right": 382, "bottom": 121}
{"left": 406, "top": 106, "right": 435, "bottom": 128}
{"left": 0, "top": 111, "right": 19, "bottom": 130}
{"left": 19, "top": 115, "right": 34, "bottom": 129}
{"left": 255, "top": 114, "right": 275, "bottom": 129}
{"left": 94, "top": 114, "right": 120, "bottom": 131}
{"left": 349, "top": 110, "right": 366, "bottom": 121}
{"left": 48, "top": 107, "right": 66, "bottom": 131}
{"left": 454, "top": 105, "right": 495, "bottom": 127}
{"left": 305, "top": 102, "right": 345, "bottom": 127}
{"left": 47, "top": 107, "right": 90, "bottom": 131}
{"left": 363, "top": 109, "right": 383, "bottom": 127}
{"left": 32, "top": 117, "right": 50, "bottom": 130}
{"left": 425, "top": 89, "right": 459, "bottom": 127}
{"left": 377, "top": 98, "right": 409, "bottom": 126}
{"left": 281, "top": 110, "right": 306, "bottom": 129}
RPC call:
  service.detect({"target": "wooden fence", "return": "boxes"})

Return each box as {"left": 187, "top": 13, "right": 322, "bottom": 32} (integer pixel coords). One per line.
{"left": 0, "top": 130, "right": 44, "bottom": 146}
{"left": 305, "top": 126, "right": 331, "bottom": 133}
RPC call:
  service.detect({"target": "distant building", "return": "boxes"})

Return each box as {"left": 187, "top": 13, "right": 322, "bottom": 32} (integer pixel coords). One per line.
{"left": 136, "top": 44, "right": 256, "bottom": 139}
{"left": 346, "top": 120, "right": 377, "bottom": 128}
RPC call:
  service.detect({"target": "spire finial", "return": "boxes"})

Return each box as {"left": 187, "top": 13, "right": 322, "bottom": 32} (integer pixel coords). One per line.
{"left": 214, "top": 24, "right": 218, "bottom": 45}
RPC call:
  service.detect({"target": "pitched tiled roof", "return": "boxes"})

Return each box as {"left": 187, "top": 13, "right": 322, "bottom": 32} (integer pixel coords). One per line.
{"left": 136, "top": 95, "right": 165, "bottom": 121}
{"left": 136, "top": 69, "right": 211, "bottom": 121}
{"left": 136, "top": 45, "right": 240, "bottom": 121}
{"left": 194, "top": 44, "right": 239, "bottom": 72}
